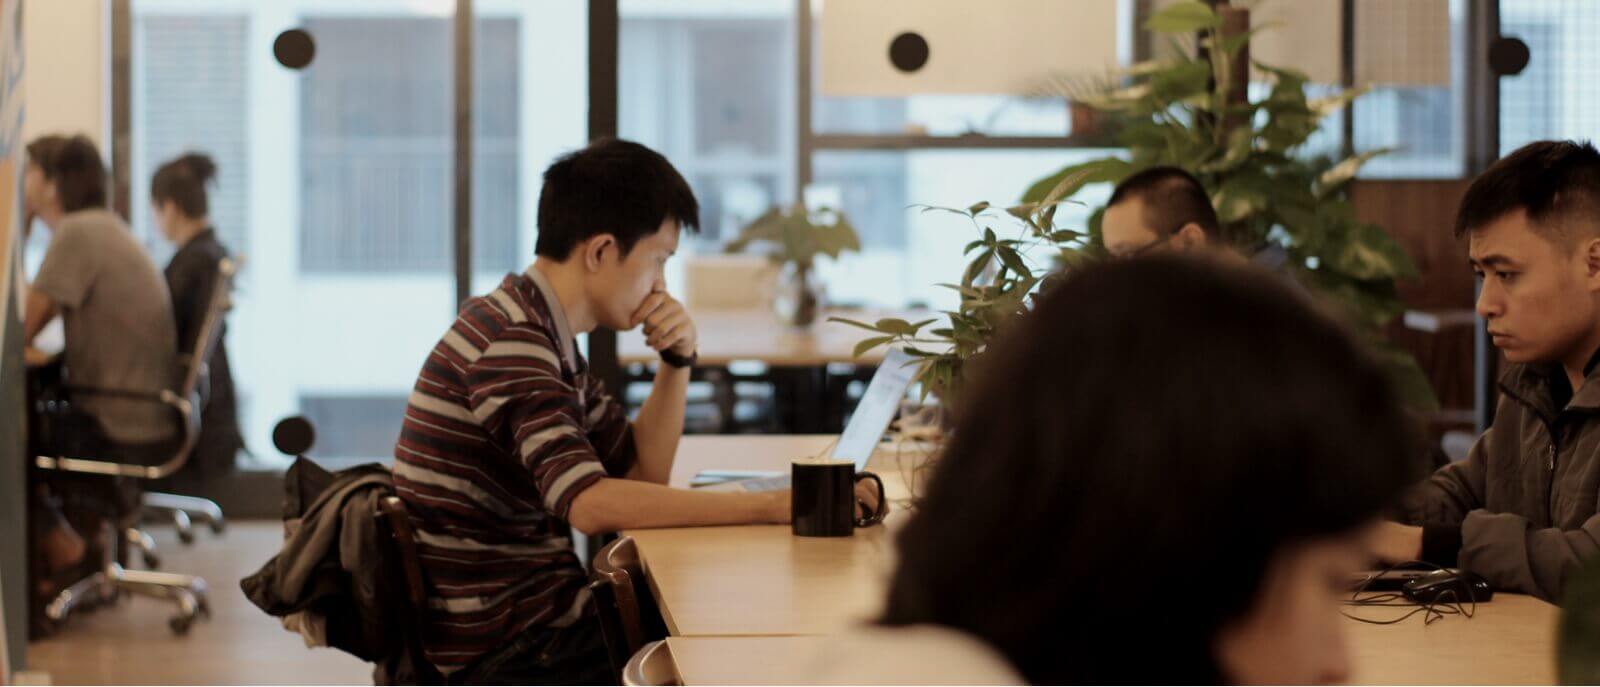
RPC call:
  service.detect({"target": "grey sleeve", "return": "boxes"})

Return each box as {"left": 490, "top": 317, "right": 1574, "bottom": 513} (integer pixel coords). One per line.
{"left": 32, "top": 223, "right": 96, "bottom": 309}
{"left": 1459, "top": 509, "right": 1600, "bottom": 602}
{"left": 1399, "top": 427, "right": 1492, "bottom": 526}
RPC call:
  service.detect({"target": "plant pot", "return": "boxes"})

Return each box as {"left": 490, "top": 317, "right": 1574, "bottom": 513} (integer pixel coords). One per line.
{"left": 772, "top": 263, "right": 822, "bottom": 327}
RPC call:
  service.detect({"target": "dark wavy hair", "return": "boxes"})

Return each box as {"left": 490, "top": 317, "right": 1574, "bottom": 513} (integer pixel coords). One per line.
{"left": 151, "top": 152, "right": 218, "bottom": 219}
{"left": 880, "top": 256, "right": 1421, "bottom": 684}
{"left": 27, "top": 134, "right": 107, "bottom": 213}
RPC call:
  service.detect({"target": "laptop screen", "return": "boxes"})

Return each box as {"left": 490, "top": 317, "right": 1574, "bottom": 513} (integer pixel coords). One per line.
{"left": 830, "top": 347, "right": 918, "bottom": 469}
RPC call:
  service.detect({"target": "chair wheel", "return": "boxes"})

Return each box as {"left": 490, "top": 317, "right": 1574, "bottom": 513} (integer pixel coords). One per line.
{"left": 143, "top": 553, "right": 161, "bottom": 570}
{"left": 177, "top": 529, "right": 196, "bottom": 545}
{"left": 209, "top": 518, "right": 226, "bottom": 535}
{"left": 169, "top": 614, "right": 193, "bottom": 635}
{"left": 197, "top": 598, "right": 212, "bottom": 618}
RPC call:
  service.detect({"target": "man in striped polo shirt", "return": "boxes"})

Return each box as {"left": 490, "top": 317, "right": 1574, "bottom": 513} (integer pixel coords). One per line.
{"left": 394, "top": 139, "right": 880, "bottom": 682}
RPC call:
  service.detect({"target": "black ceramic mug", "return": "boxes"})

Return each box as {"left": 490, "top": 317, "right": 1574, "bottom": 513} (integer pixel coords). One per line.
{"left": 791, "top": 459, "right": 888, "bottom": 537}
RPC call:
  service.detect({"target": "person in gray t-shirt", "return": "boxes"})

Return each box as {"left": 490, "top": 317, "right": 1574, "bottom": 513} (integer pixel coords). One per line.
{"left": 22, "top": 135, "right": 178, "bottom": 447}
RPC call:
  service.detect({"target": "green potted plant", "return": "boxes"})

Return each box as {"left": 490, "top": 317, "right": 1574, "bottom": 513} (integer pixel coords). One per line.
{"left": 726, "top": 204, "right": 861, "bottom": 327}
{"left": 839, "top": 0, "right": 1436, "bottom": 416}
{"left": 833, "top": 184, "right": 1097, "bottom": 413}
{"left": 1016, "top": 0, "right": 1436, "bottom": 409}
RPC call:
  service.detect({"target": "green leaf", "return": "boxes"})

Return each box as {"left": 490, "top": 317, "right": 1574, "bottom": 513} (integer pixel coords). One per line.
{"left": 1316, "top": 148, "right": 1393, "bottom": 198}
{"left": 874, "top": 317, "right": 919, "bottom": 336}
{"left": 1199, "top": 126, "right": 1254, "bottom": 174}
{"left": 1149, "top": 60, "right": 1213, "bottom": 102}
{"left": 852, "top": 335, "right": 896, "bottom": 359}
{"left": 1021, "top": 158, "right": 1133, "bottom": 205}
{"left": 967, "top": 201, "right": 991, "bottom": 216}
{"left": 827, "top": 317, "right": 886, "bottom": 333}
{"left": 1145, "top": 1, "right": 1221, "bottom": 33}
{"left": 995, "top": 245, "right": 1031, "bottom": 278}
{"left": 1309, "top": 85, "right": 1370, "bottom": 117}
{"left": 1211, "top": 170, "right": 1273, "bottom": 224}
{"left": 1210, "top": 22, "right": 1277, "bottom": 56}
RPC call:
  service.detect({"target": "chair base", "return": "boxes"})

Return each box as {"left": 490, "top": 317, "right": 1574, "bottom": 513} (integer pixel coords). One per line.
{"left": 45, "top": 563, "right": 210, "bottom": 635}
{"left": 143, "top": 492, "right": 227, "bottom": 544}
{"left": 125, "top": 527, "right": 159, "bottom": 569}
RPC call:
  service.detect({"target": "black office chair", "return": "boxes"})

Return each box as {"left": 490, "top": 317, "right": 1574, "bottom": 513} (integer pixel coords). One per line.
{"left": 588, "top": 536, "right": 670, "bottom": 682}
{"left": 33, "top": 258, "right": 236, "bottom": 635}
{"left": 142, "top": 256, "right": 236, "bottom": 546}
{"left": 374, "top": 494, "right": 445, "bottom": 685}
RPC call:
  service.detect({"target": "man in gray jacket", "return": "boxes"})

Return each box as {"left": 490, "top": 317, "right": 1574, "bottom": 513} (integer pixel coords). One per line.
{"left": 1370, "top": 140, "right": 1600, "bottom": 602}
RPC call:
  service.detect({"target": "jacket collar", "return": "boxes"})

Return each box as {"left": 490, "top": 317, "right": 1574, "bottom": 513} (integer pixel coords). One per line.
{"left": 1500, "top": 346, "right": 1600, "bottom": 419}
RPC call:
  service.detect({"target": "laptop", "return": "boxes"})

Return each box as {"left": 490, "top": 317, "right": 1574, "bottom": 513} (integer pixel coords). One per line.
{"left": 696, "top": 347, "right": 920, "bottom": 492}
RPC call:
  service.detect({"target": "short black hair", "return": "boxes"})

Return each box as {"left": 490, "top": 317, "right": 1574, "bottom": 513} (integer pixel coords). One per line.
{"left": 1455, "top": 140, "right": 1600, "bottom": 241}
{"left": 1106, "top": 166, "right": 1222, "bottom": 241}
{"left": 880, "top": 256, "right": 1420, "bottom": 684}
{"left": 27, "top": 134, "right": 107, "bottom": 213}
{"left": 151, "top": 152, "right": 218, "bottom": 219}
{"left": 535, "top": 138, "right": 700, "bottom": 260}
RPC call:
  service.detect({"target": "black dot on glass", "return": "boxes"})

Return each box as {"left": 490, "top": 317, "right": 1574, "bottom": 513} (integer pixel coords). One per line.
{"left": 1489, "top": 37, "right": 1530, "bottom": 76}
{"left": 272, "top": 415, "right": 316, "bottom": 456}
{"left": 274, "top": 29, "right": 316, "bottom": 70}
{"left": 888, "top": 32, "right": 930, "bottom": 73}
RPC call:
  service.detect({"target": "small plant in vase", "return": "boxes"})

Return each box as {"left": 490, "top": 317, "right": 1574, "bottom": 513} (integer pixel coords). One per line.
{"left": 833, "top": 178, "right": 1097, "bottom": 416}
{"left": 832, "top": 186, "right": 1096, "bottom": 504}
{"left": 725, "top": 204, "right": 862, "bottom": 327}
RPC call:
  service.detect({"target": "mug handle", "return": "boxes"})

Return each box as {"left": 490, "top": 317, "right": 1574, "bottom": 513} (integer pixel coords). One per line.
{"left": 853, "top": 471, "right": 888, "bottom": 527}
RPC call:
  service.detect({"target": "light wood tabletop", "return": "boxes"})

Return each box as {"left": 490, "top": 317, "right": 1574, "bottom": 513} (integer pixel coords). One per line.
{"left": 661, "top": 595, "right": 1558, "bottom": 685}
{"left": 635, "top": 435, "right": 929, "bottom": 638}
{"left": 618, "top": 308, "right": 937, "bottom": 367}
{"left": 1344, "top": 592, "right": 1557, "bottom": 685}
{"left": 637, "top": 436, "right": 1560, "bottom": 685}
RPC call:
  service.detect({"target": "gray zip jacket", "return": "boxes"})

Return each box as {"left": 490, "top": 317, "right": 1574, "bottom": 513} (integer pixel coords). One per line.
{"left": 1402, "top": 357, "right": 1600, "bottom": 602}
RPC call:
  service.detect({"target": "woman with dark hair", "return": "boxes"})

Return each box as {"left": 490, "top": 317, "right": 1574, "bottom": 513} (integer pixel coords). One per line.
{"left": 151, "top": 152, "right": 245, "bottom": 486}
{"left": 850, "top": 256, "right": 1422, "bottom": 684}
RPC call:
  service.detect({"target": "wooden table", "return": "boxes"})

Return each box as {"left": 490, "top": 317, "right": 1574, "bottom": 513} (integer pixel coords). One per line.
{"left": 663, "top": 596, "right": 1559, "bottom": 686}
{"left": 635, "top": 436, "right": 1560, "bottom": 685}
{"left": 618, "top": 309, "right": 935, "bottom": 367}
{"left": 636, "top": 435, "right": 928, "bottom": 637}
{"left": 1344, "top": 593, "right": 1557, "bottom": 685}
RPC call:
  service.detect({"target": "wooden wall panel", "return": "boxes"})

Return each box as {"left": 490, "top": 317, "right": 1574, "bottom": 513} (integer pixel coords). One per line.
{"left": 1350, "top": 179, "right": 1477, "bottom": 424}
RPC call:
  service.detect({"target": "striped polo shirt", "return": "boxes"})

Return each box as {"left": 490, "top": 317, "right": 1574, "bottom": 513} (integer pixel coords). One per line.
{"left": 392, "top": 265, "right": 637, "bottom": 674}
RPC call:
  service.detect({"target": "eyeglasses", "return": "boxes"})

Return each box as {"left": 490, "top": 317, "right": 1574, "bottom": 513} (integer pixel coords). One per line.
{"left": 1117, "top": 232, "right": 1175, "bottom": 259}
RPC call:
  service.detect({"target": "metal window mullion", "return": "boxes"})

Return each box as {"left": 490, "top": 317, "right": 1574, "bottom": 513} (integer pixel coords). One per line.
{"left": 453, "top": 0, "right": 474, "bottom": 308}
{"left": 111, "top": 0, "right": 133, "bottom": 220}
{"left": 586, "top": 0, "right": 623, "bottom": 399}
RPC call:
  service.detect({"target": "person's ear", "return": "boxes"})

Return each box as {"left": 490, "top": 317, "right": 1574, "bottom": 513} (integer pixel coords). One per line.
{"left": 1584, "top": 237, "right": 1600, "bottom": 290}
{"left": 1174, "top": 223, "right": 1209, "bottom": 251}
{"left": 584, "top": 234, "right": 617, "bottom": 272}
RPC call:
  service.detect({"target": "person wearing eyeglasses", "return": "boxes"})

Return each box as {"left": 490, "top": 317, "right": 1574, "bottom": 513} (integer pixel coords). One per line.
{"left": 1100, "top": 166, "right": 1224, "bottom": 259}
{"left": 1100, "top": 166, "right": 1294, "bottom": 272}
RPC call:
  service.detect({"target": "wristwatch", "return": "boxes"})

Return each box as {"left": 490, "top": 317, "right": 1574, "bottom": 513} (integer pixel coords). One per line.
{"left": 659, "top": 348, "right": 698, "bottom": 369}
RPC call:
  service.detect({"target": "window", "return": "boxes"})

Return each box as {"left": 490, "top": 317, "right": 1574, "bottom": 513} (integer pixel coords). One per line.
{"left": 1351, "top": 0, "right": 1468, "bottom": 178}
{"left": 298, "top": 394, "right": 408, "bottom": 464}
{"left": 298, "top": 16, "right": 519, "bottom": 274}
{"left": 134, "top": 14, "right": 250, "bottom": 259}
{"left": 134, "top": 2, "right": 461, "bottom": 466}
{"left": 1500, "top": 1, "right": 1600, "bottom": 155}
{"left": 620, "top": 2, "right": 796, "bottom": 245}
